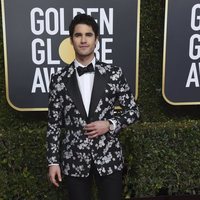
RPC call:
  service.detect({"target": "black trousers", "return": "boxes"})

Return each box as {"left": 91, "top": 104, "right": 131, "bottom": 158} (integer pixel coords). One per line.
{"left": 64, "top": 166, "right": 122, "bottom": 200}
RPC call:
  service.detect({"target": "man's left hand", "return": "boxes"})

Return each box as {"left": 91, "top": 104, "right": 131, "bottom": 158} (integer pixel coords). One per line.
{"left": 84, "top": 121, "right": 110, "bottom": 139}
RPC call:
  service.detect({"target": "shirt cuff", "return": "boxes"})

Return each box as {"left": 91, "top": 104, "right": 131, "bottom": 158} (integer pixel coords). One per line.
{"left": 108, "top": 119, "right": 117, "bottom": 133}
{"left": 48, "top": 163, "right": 59, "bottom": 167}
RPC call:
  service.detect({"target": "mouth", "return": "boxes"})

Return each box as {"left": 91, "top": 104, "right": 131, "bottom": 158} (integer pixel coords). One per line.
{"left": 80, "top": 45, "right": 89, "bottom": 48}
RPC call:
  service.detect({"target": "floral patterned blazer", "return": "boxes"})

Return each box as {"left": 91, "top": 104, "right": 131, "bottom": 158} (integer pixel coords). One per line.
{"left": 46, "top": 60, "right": 139, "bottom": 177}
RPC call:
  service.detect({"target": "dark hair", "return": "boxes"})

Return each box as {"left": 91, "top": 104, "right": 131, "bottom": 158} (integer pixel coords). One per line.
{"left": 69, "top": 14, "right": 99, "bottom": 38}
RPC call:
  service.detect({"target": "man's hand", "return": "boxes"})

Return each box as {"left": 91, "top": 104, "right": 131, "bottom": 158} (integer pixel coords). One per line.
{"left": 84, "top": 120, "right": 110, "bottom": 138}
{"left": 48, "top": 165, "right": 62, "bottom": 187}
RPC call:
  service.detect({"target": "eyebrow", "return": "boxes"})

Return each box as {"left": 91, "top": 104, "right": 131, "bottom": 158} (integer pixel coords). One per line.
{"left": 74, "top": 32, "right": 94, "bottom": 36}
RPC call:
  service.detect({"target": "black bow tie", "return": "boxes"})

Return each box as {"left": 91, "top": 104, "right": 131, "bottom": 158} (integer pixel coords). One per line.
{"left": 77, "top": 63, "right": 94, "bottom": 76}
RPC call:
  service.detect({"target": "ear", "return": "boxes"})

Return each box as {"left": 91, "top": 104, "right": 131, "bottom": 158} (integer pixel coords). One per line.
{"left": 95, "top": 36, "right": 99, "bottom": 45}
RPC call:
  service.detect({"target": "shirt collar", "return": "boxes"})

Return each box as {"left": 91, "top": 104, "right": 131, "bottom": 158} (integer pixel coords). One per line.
{"left": 74, "top": 57, "right": 96, "bottom": 69}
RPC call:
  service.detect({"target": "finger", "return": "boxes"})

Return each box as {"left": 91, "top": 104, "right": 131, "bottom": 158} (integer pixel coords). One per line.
{"left": 84, "top": 126, "right": 95, "bottom": 131}
{"left": 85, "top": 122, "right": 96, "bottom": 128}
{"left": 52, "top": 178, "right": 59, "bottom": 187}
{"left": 84, "top": 125, "right": 94, "bottom": 129}
{"left": 84, "top": 130, "right": 96, "bottom": 135}
{"left": 57, "top": 171, "right": 62, "bottom": 182}
{"left": 49, "top": 174, "right": 59, "bottom": 187}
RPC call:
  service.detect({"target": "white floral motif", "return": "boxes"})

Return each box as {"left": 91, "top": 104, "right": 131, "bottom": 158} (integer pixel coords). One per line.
{"left": 95, "top": 136, "right": 106, "bottom": 149}
{"left": 67, "top": 67, "right": 75, "bottom": 77}
{"left": 55, "top": 83, "right": 65, "bottom": 91}
{"left": 102, "top": 152, "right": 112, "bottom": 164}
{"left": 50, "top": 143, "right": 58, "bottom": 153}
{"left": 107, "top": 83, "right": 117, "bottom": 94}
{"left": 110, "top": 70, "right": 121, "bottom": 81}
{"left": 63, "top": 163, "right": 70, "bottom": 174}
{"left": 95, "top": 99, "right": 103, "bottom": 113}
{"left": 99, "top": 106, "right": 111, "bottom": 119}
{"left": 49, "top": 156, "right": 57, "bottom": 163}
{"left": 64, "top": 150, "right": 73, "bottom": 159}
{"left": 96, "top": 65, "right": 106, "bottom": 74}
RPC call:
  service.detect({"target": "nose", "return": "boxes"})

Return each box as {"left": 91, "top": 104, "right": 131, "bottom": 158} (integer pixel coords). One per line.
{"left": 81, "top": 36, "right": 86, "bottom": 43}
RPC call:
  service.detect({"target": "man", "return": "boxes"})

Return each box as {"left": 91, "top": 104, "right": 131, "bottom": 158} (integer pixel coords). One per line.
{"left": 47, "top": 14, "right": 139, "bottom": 200}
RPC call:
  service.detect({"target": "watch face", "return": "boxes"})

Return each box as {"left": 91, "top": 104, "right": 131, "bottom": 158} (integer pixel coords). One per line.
{"left": 109, "top": 123, "right": 115, "bottom": 131}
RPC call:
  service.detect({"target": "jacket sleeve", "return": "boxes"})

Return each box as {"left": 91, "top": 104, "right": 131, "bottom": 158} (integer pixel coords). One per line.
{"left": 46, "top": 74, "right": 63, "bottom": 165}
{"left": 109, "top": 67, "right": 139, "bottom": 135}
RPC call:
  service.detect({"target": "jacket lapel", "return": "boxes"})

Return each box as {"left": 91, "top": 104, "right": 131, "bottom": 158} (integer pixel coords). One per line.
{"left": 88, "top": 61, "right": 108, "bottom": 120}
{"left": 64, "top": 62, "right": 88, "bottom": 120}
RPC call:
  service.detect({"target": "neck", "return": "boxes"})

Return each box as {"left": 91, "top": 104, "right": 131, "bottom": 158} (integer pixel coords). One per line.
{"left": 76, "top": 53, "right": 95, "bottom": 66}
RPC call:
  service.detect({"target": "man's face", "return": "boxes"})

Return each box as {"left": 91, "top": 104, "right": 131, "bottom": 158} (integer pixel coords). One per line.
{"left": 71, "top": 24, "right": 98, "bottom": 60}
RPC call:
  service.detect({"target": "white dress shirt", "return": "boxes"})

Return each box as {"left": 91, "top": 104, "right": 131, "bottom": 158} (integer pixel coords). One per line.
{"left": 74, "top": 58, "right": 96, "bottom": 116}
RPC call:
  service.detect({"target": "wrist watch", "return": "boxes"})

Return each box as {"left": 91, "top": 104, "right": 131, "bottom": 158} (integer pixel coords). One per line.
{"left": 108, "top": 120, "right": 115, "bottom": 132}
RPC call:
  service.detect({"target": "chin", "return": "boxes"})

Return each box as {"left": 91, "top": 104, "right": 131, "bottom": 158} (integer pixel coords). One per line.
{"left": 78, "top": 52, "right": 93, "bottom": 57}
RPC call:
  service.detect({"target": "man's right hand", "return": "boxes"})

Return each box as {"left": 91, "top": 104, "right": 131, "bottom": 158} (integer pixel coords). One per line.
{"left": 48, "top": 165, "right": 62, "bottom": 187}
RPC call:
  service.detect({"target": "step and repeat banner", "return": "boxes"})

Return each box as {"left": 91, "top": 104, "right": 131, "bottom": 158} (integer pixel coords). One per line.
{"left": 163, "top": 0, "right": 200, "bottom": 105}
{"left": 1, "top": 0, "right": 140, "bottom": 111}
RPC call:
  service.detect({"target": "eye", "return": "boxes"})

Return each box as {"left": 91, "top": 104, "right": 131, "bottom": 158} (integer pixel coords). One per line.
{"left": 74, "top": 33, "right": 82, "bottom": 37}
{"left": 86, "top": 32, "right": 94, "bottom": 37}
